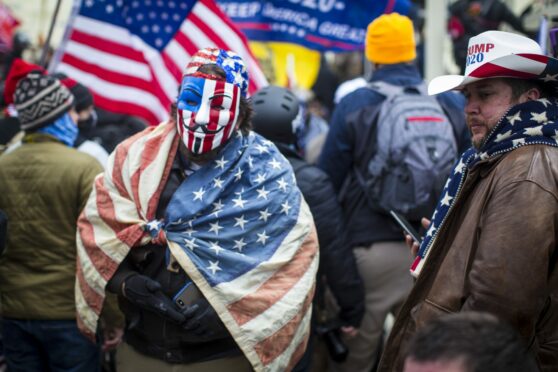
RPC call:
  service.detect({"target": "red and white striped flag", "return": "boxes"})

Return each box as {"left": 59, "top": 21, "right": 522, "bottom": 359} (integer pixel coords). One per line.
{"left": 0, "top": 3, "right": 19, "bottom": 53}
{"left": 50, "top": 0, "right": 267, "bottom": 125}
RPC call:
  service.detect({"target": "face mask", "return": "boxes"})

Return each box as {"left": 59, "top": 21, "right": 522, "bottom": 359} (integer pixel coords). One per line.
{"left": 77, "top": 109, "right": 97, "bottom": 132}
{"left": 176, "top": 76, "right": 241, "bottom": 155}
{"left": 37, "top": 112, "right": 78, "bottom": 147}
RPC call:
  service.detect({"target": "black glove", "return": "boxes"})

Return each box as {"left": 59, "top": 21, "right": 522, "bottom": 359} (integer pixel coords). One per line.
{"left": 122, "top": 274, "right": 185, "bottom": 324}
{"left": 180, "top": 297, "right": 229, "bottom": 341}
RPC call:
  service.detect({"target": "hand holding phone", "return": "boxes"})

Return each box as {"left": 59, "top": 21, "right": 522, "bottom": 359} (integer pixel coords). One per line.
{"left": 389, "top": 210, "right": 422, "bottom": 244}
{"left": 173, "top": 282, "right": 230, "bottom": 340}
{"left": 123, "top": 274, "right": 185, "bottom": 323}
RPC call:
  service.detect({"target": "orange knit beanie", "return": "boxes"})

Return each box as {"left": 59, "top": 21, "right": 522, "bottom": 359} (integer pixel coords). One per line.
{"left": 365, "top": 13, "right": 416, "bottom": 64}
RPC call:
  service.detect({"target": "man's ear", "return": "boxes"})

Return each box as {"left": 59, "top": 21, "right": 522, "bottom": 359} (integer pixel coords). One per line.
{"left": 525, "top": 87, "right": 541, "bottom": 101}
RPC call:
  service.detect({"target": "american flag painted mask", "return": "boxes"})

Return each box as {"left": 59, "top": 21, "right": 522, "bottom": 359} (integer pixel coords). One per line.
{"left": 177, "top": 76, "right": 241, "bottom": 154}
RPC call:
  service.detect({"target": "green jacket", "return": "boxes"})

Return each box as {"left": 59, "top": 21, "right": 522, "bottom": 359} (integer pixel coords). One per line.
{"left": 0, "top": 134, "right": 103, "bottom": 319}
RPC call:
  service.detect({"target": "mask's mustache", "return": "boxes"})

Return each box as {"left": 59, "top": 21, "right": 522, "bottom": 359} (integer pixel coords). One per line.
{"left": 185, "top": 122, "right": 226, "bottom": 135}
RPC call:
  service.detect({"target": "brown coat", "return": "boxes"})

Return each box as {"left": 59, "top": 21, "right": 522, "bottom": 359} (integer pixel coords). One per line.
{"left": 378, "top": 144, "right": 558, "bottom": 371}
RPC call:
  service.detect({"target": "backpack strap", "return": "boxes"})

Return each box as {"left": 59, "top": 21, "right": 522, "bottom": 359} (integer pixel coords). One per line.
{"left": 337, "top": 97, "right": 383, "bottom": 203}
{"left": 368, "top": 81, "right": 400, "bottom": 98}
{"left": 344, "top": 82, "right": 407, "bottom": 209}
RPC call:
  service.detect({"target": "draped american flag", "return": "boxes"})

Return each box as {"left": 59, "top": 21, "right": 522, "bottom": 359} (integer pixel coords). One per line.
{"left": 50, "top": 0, "right": 267, "bottom": 125}
{"left": 76, "top": 122, "right": 318, "bottom": 371}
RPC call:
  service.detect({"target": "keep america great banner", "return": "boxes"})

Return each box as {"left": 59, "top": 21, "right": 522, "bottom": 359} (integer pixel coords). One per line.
{"left": 217, "top": 0, "right": 412, "bottom": 51}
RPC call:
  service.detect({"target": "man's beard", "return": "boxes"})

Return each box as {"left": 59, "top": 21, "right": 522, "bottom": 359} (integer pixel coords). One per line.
{"left": 468, "top": 118, "right": 488, "bottom": 150}
{"left": 471, "top": 135, "right": 486, "bottom": 150}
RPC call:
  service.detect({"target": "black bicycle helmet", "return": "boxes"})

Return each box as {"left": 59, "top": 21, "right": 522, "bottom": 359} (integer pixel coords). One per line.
{"left": 251, "top": 85, "right": 300, "bottom": 144}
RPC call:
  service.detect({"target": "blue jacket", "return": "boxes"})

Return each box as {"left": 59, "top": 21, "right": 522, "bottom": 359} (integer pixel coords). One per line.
{"left": 318, "top": 64, "right": 469, "bottom": 249}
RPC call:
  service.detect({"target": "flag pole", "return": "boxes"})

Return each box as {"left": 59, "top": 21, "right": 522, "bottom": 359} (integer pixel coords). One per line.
{"left": 424, "top": 0, "right": 446, "bottom": 81}
{"left": 39, "top": 0, "right": 63, "bottom": 68}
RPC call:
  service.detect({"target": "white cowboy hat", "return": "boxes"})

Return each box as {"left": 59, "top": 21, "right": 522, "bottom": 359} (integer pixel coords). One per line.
{"left": 428, "top": 30, "right": 558, "bottom": 95}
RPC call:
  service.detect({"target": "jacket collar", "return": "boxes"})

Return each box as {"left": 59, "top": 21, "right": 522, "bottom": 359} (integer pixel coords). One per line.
{"left": 22, "top": 132, "right": 64, "bottom": 144}
{"left": 369, "top": 63, "right": 422, "bottom": 86}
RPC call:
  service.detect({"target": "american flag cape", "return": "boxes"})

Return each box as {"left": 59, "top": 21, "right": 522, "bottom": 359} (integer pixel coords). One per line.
{"left": 76, "top": 122, "right": 319, "bottom": 371}
{"left": 50, "top": 0, "right": 267, "bottom": 125}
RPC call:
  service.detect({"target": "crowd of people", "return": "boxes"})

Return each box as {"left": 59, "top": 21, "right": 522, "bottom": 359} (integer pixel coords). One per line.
{"left": 0, "top": 3, "right": 556, "bottom": 372}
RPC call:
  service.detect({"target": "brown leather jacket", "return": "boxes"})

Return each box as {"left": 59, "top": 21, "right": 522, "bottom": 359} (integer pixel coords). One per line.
{"left": 379, "top": 145, "right": 558, "bottom": 371}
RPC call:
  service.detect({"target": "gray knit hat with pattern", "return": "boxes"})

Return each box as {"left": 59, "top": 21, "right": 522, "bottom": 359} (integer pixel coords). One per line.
{"left": 14, "top": 72, "right": 74, "bottom": 131}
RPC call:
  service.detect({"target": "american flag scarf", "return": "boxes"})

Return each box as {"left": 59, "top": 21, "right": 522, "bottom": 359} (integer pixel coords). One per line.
{"left": 76, "top": 122, "right": 318, "bottom": 371}
{"left": 411, "top": 98, "right": 558, "bottom": 277}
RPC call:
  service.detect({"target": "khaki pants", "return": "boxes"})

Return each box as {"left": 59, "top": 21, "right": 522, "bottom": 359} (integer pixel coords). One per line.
{"left": 328, "top": 241, "right": 413, "bottom": 372}
{"left": 116, "top": 342, "right": 253, "bottom": 372}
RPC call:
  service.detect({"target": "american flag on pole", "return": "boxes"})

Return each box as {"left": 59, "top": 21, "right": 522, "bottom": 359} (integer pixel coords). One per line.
{"left": 76, "top": 122, "right": 318, "bottom": 371}
{"left": 0, "top": 3, "right": 19, "bottom": 53}
{"left": 50, "top": 0, "right": 267, "bottom": 125}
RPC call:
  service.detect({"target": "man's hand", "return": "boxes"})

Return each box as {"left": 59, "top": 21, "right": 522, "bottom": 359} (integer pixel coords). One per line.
{"left": 122, "top": 274, "right": 185, "bottom": 323}
{"left": 180, "top": 297, "right": 229, "bottom": 341}
{"left": 405, "top": 218, "right": 430, "bottom": 256}
{"left": 102, "top": 327, "right": 123, "bottom": 351}
{"left": 340, "top": 326, "right": 358, "bottom": 338}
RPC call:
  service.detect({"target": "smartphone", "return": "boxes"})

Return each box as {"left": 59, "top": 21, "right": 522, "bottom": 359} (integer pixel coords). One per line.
{"left": 173, "top": 281, "right": 202, "bottom": 309}
{"left": 389, "top": 210, "right": 422, "bottom": 244}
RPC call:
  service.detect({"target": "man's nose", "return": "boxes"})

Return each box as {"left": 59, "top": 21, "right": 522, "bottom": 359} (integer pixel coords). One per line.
{"left": 465, "top": 99, "right": 479, "bottom": 115}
